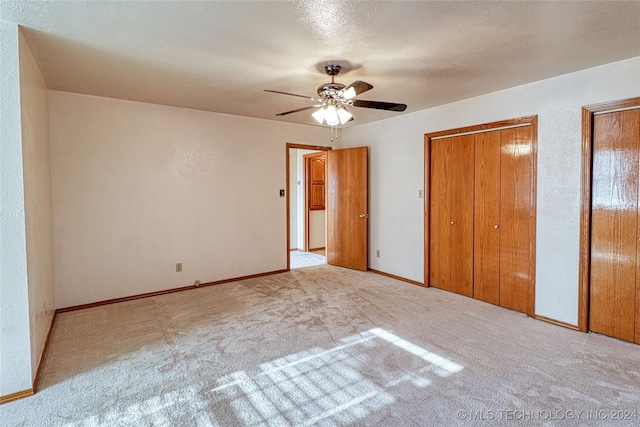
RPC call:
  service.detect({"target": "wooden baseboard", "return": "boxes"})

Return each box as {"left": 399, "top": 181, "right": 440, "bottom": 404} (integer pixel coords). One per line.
{"left": 368, "top": 269, "right": 424, "bottom": 287}
{"left": 198, "top": 269, "right": 288, "bottom": 288}
{"left": 57, "top": 269, "right": 289, "bottom": 313}
{"left": 290, "top": 248, "right": 299, "bottom": 251}
{"left": 534, "top": 314, "right": 579, "bottom": 331}
{"left": 33, "top": 313, "right": 56, "bottom": 392}
{"left": 0, "top": 388, "right": 34, "bottom": 405}
{"left": 309, "top": 246, "right": 325, "bottom": 252}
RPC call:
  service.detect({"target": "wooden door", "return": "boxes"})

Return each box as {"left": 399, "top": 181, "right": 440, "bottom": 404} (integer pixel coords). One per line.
{"left": 326, "top": 146, "right": 368, "bottom": 271}
{"left": 306, "top": 153, "right": 326, "bottom": 211}
{"left": 474, "top": 130, "right": 501, "bottom": 305}
{"left": 429, "top": 138, "right": 453, "bottom": 290}
{"left": 590, "top": 109, "right": 640, "bottom": 342}
{"left": 426, "top": 116, "right": 536, "bottom": 317}
{"left": 429, "top": 135, "right": 474, "bottom": 296}
{"left": 499, "top": 126, "right": 534, "bottom": 314}
{"left": 450, "top": 135, "right": 475, "bottom": 297}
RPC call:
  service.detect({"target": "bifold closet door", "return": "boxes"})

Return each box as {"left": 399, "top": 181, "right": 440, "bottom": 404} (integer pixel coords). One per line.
{"left": 590, "top": 109, "right": 640, "bottom": 343}
{"left": 430, "top": 135, "right": 474, "bottom": 297}
{"left": 499, "top": 126, "right": 534, "bottom": 314}
{"left": 473, "top": 127, "right": 533, "bottom": 312}
{"left": 474, "top": 130, "right": 501, "bottom": 305}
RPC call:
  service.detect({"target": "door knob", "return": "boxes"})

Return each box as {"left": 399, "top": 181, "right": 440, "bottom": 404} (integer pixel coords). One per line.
{"left": 360, "top": 214, "right": 369, "bottom": 219}
{"left": 494, "top": 225, "right": 499, "bottom": 229}
{"left": 450, "top": 221, "right": 455, "bottom": 225}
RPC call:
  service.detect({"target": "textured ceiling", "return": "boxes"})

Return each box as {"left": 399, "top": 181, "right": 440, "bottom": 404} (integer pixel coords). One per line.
{"left": 2, "top": 1, "right": 639, "bottom": 127}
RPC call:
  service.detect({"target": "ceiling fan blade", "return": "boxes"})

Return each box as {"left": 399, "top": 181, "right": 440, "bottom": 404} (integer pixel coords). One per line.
{"left": 352, "top": 99, "right": 407, "bottom": 112}
{"left": 264, "top": 89, "right": 316, "bottom": 101}
{"left": 275, "top": 106, "right": 316, "bottom": 116}
{"left": 343, "top": 80, "right": 373, "bottom": 98}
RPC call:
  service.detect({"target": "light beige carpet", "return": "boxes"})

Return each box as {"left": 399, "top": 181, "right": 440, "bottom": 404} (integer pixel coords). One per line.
{"left": 2, "top": 265, "right": 639, "bottom": 426}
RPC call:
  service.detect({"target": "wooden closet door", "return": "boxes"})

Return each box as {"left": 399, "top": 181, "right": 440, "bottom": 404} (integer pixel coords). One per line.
{"left": 450, "top": 135, "right": 475, "bottom": 297}
{"left": 590, "top": 109, "right": 639, "bottom": 343}
{"left": 637, "top": 140, "right": 640, "bottom": 344}
{"left": 499, "top": 126, "right": 534, "bottom": 314}
{"left": 637, "top": 134, "right": 640, "bottom": 344}
{"left": 430, "top": 138, "right": 453, "bottom": 290}
{"left": 474, "top": 130, "right": 501, "bottom": 305}
{"left": 429, "top": 136, "right": 474, "bottom": 295}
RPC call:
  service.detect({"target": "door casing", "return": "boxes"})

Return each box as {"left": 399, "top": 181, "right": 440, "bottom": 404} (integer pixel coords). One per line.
{"left": 286, "top": 143, "right": 331, "bottom": 270}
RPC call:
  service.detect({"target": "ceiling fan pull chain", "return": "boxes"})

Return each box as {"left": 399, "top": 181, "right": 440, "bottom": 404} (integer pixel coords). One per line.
{"left": 330, "top": 124, "right": 338, "bottom": 143}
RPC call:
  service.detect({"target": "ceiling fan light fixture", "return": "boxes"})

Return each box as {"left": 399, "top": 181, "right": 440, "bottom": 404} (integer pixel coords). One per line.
{"left": 312, "top": 108, "right": 326, "bottom": 124}
{"left": 336, "top": 105, "right": 352, "bottom": 124}
{"left": 324, "top": 104, "right": 340, "bottom": 126}
{"left": 342, "top": 87, "right": 357, "bottom": 100}
{"left": 312, "top": 103, "right": 352, "bottom": 126}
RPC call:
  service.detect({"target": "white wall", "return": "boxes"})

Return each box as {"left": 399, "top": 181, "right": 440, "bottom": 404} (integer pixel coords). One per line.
{"left": 308, "top": 210, "right": 325, "bottom": 250}
{"left": 342, "top": 56, "right": 640, "bottom": 326}
{"left": 0, "top": 24, "right": 54, "bottom": 397}
{"left": 0, "top": 21, "right": 33, "bottom": 397}
{"left": 296, "top": 150, "right": 307, "bottom": 249}
{"left": 289, "top": 150, "right": 298, "bottom": 249}
{"left": 19, "top": 28, "right": 55, "bottom": 387}
{"left": 49, "top": 91, "right": 331, "bottom": 308}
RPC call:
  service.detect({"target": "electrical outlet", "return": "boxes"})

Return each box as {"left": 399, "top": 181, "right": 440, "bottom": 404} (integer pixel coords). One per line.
{"left": 176, "top": 262, "right": 182, "bottom": 272}
{"left": 194, "top": 280, "right": 200, "bottom": 287}
{"left": 376, "top": 249, "right": 381, "bottom": 258}
{"left": 418, "top": 189, "right": 424, "bottom": 199}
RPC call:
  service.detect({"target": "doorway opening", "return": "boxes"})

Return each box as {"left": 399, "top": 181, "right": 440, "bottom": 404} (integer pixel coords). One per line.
{"left": 286, "top": 143, "right": 331, "bottom": 269}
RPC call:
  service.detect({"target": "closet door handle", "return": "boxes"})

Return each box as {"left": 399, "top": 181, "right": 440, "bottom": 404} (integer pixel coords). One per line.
{"left": 450, "top": 221, "right": 455, "bottom": 225}
{"left": 494, "top": 225, "right": 499, "bottom": 229}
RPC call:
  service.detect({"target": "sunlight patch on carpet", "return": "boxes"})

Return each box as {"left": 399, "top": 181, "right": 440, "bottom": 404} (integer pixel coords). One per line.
{"left": 205, "top": 328, "right": 464, "bottom": 426}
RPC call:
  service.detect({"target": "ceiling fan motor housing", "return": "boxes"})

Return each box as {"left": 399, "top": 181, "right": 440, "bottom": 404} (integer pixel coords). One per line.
{"left": 317, "top": 82, "right": 346, "bottom": 97}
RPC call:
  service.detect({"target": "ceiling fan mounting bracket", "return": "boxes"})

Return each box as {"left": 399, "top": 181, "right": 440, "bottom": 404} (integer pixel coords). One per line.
{"left": 324, "top": 64, "right": 342, "bottom": 77}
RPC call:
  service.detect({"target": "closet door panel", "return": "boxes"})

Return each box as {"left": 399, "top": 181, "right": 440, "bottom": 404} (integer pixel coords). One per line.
{"left": 474, "top": 130, "right": 501, "bottom": 305}
{"left": 430, "top": 138, "right": 452, "bottom": 290}
{"left": 499, "top": 126, "right": 533, "bottom": 314}
{"left": 590, "top": 110, "right": 639, "bottom": 343}
{"left": 637, "top": 113, "right": 640, "bottom": 344}
{"left": 450, "top": 134, "right": 475, "bottom": 297}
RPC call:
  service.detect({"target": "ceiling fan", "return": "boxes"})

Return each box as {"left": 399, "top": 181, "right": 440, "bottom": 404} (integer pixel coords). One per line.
{"left": 265, "top": 64, "right": 407, "bottom": 126}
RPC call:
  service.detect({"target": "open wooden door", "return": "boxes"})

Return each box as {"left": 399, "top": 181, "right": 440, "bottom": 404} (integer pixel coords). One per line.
{"left": 326, "top": 146, "right": 368, "bottom": 271}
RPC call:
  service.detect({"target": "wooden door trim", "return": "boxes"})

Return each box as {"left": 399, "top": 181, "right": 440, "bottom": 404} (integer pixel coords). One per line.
{"left": 424, "top": 115, "right": 538, "bottom": 317}
{"left": 286, "top": 143, "right": 332, "bottom": 270}
{"left": 426, "top": 116, "right": 536, "bottom": 140}
{"left": 578, "top": 96, "right": 640, "bottom": 332}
